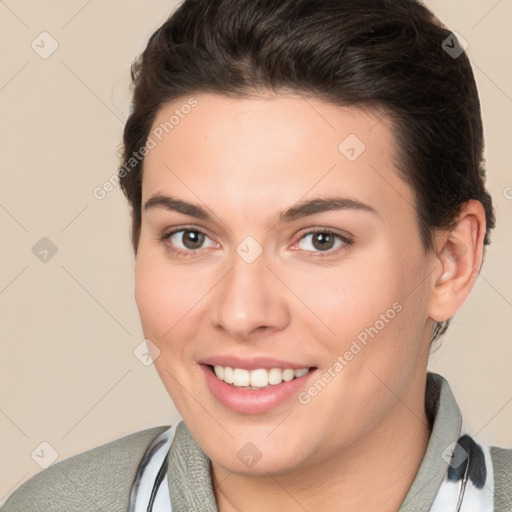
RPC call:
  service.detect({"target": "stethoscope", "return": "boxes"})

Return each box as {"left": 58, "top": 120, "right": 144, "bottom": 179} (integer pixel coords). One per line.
{"left": 455, "top": 453, "right": 470, "bottom": 512}
{"left": 128, "top": 421, "right": 179, "bottom": 512}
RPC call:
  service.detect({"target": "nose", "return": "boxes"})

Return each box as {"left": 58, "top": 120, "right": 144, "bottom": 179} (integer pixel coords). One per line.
{"left": 210, "top": 250, "right": 290, "bottom": 341}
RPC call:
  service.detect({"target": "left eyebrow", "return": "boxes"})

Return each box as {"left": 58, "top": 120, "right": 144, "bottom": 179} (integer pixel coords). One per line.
{"left": 143, "top": 193, "right": 379, "bottom": 224}
{"left": 275, "top": 196, "right": 379, "bottom": 225}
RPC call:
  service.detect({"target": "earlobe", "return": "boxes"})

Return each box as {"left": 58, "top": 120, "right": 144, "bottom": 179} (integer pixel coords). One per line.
{"left": 428, "top": 200, "right": 486, "bottom": 322}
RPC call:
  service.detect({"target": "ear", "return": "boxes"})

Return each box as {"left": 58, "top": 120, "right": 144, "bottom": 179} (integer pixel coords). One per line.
{"left": 428, "top": 199, "right": 487, "bottom": 323}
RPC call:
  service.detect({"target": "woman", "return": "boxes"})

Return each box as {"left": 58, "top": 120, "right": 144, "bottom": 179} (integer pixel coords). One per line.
{"left": 2, "top": 0, "right": 510, "bottom": 510}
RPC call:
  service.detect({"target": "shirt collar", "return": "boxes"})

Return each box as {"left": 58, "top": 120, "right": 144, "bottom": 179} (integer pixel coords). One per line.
{"left": 398, "top": 371, "right": 463, "bottom": 510}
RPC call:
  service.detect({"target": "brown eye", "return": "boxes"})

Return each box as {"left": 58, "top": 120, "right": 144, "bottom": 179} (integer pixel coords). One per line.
{"left": 179, "top": 230, "right": 205, "bottom": 250}
{"left": 311, "top": 232, "right": 336, "bottom": 251}
{"left": 296, "top": 230, "right": 353, "bottom": 256}
{"left": 160, "top": 227, "right": 218, "bottom": 257}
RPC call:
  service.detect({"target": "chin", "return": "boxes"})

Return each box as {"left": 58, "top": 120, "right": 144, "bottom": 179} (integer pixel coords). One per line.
{"left": 210, "top": 447, "right": 308, "bottom": 477}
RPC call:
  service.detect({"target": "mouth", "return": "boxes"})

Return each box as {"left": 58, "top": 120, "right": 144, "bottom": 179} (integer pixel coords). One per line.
{"left": 199, "top": 363, "right": 319, "bottom": 414}
{"left": 206, "top": 364, "right": 317, "bottom": 389}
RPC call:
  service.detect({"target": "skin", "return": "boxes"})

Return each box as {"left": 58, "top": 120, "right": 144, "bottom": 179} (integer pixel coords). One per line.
{"left": 134, "top": 92, "right": 486, "bottom": 512}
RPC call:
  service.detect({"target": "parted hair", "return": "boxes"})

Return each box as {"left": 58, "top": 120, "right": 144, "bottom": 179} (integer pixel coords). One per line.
{"left": 119, "top": 0, "right": 496, "bottom": 344}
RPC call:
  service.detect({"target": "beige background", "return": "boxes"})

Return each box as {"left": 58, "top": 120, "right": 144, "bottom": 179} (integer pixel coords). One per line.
{"left": 0, "top": 0, "right": 511, "bottom": 504}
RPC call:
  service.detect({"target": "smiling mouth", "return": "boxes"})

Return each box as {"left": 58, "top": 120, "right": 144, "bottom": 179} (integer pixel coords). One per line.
{"left": 206, "top": 364, "right": 317, "bottom": 389}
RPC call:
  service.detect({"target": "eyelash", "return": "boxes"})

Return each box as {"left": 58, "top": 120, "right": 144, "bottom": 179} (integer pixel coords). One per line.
{"left": 159, "top": 226, "right": 354, "bottom": 259}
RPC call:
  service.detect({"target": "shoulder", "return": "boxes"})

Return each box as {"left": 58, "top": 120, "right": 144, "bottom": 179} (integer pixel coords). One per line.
{"left": 1, "top": 425, "right": 169, "bottom": 512}
{"left": 491, "top": 444, "right": 512, "bottom": 511}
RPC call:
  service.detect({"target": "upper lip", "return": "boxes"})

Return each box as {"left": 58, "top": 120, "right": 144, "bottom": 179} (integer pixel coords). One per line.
{"left": 198, "top": 355, "right": 316, "bottom": 371}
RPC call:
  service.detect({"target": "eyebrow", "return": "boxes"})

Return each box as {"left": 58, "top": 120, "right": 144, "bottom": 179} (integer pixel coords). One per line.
{"left": 143, "top": 193, "right": 379, "bottom": 224}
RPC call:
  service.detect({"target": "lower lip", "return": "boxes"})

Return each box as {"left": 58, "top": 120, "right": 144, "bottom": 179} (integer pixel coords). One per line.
{"left": 199, "top": 364, "right": 318, "bottom": 415}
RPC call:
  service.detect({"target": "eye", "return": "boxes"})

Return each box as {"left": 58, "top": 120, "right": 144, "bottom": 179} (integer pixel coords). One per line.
{"left": 160, "top": 227, "right": 218, "bottom": 257}
{"left": 159, "top": 227, "right": 353, "bottom": 259}
{"left": 295, "top": 230, "right": 353, "bottom": 257}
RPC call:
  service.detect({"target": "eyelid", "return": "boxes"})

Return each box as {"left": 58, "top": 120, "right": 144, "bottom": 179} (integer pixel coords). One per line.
{"left": 295, "top": 226, "right": 353, "bottom": 240}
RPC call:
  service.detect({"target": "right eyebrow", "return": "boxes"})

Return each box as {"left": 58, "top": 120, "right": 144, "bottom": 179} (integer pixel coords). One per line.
{"left": 144, "top": 194, "right": 213, "bottom": 220}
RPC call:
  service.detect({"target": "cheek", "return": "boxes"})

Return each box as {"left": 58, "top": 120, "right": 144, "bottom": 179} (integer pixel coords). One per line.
{"left": 134, "top": 248, "right": 178, "bottom": 341}
{"left": 297, "top": 256, "right": 400, "bottom": 334}
{"left": 299, "top": 241, "right": 427, "bottom": 362}
{"left": 134, "top": 247, "right": 211, "bottom": 344}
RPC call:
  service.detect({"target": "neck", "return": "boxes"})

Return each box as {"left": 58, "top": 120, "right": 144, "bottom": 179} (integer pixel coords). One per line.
{"left": 212, "top": 377, "right": 432, "bottom": 512}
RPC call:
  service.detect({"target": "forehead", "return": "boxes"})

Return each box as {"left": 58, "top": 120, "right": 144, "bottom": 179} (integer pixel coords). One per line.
{"left": 141, "top": 92, "right": 415, "bottom": 224}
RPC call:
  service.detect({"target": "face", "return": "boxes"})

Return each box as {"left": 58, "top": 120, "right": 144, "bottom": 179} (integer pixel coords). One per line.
{"left": 135, "top": 92, "right": 435, "bottom": 475}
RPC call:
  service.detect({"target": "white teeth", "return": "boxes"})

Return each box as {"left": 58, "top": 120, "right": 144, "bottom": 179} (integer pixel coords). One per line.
{"left": 223, "top": 366, "right": 234, "bottom": 384}
{"left": 250, "top": 368, "right": 269, "bottom": 387}
{"left": 233, "top": 368, "right": 250, "bottom": 387}
{"left": 211, "top": 365, "right": 311, "bottom": 388}
{"left": 282, "top": 369, "right": 295, "bottom": 381}
{"left": 213, "top": 365, "right": 224, "bottom": 380}
{"left": 268, "top": 368, "right": 283, "bottom": 385}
